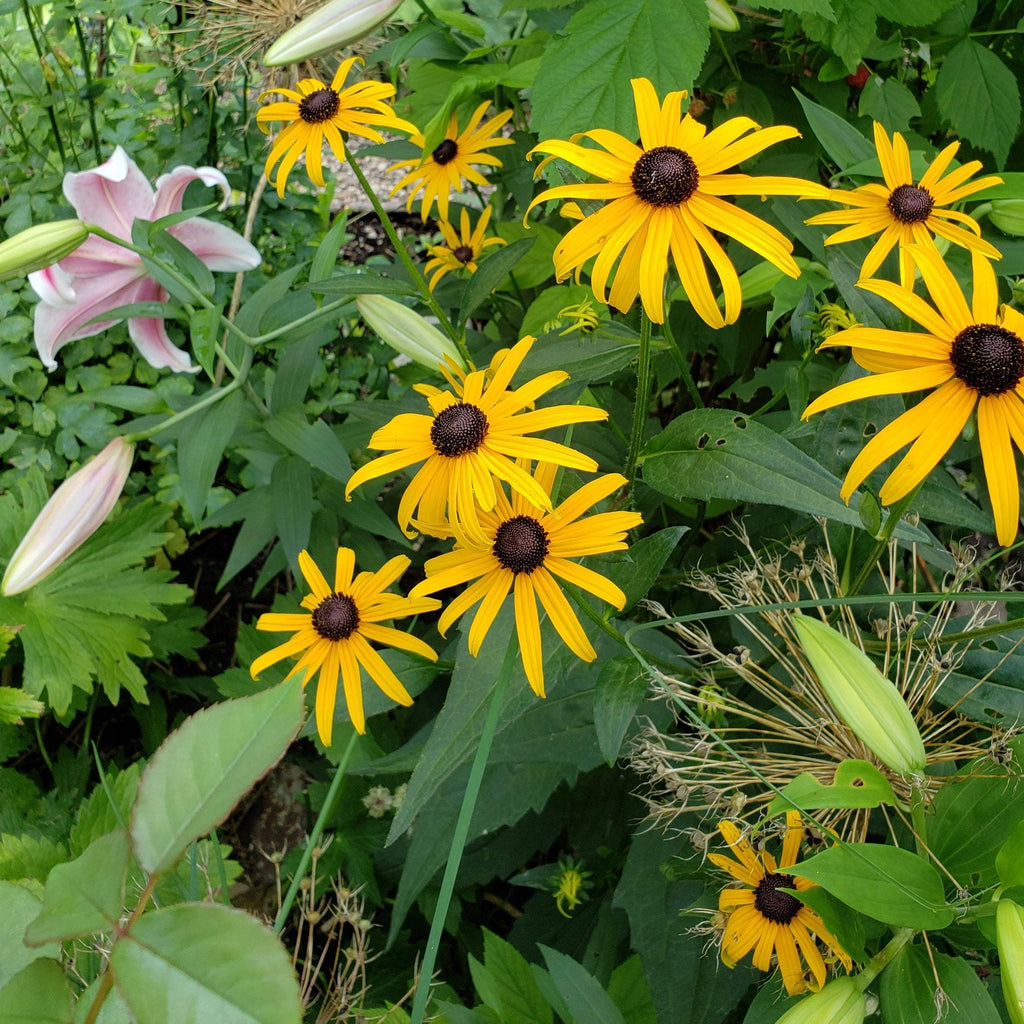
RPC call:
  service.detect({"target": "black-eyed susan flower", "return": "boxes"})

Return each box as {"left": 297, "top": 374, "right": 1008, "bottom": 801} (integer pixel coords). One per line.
{"left": 803, "top": 245, "right": 1024, "bottom": 546}
{"left": 409, "top": 463, "right": 642, "bottom": 696}
{"left": 250, "top": 548, "right": 440, "bottom": 743}
{"left": 424, "top": 205, "right": 506, "bottom": 291}
{"left": 526, "top": 77, "right": 829, "bottom": 326}
{"left": 257, "top": 57, "right": 415, "bottom": 197}
{"left": 710, "top": 812, "right": 851, "bottom": 995}
{"left": 344, "top": 336, "right": 608, "bottom": 543}
{"left": 389, "top": 102, "right": 514, "bottom": 222}
{"left": 806, "top": 122, "right": 1002, "bottom": 288}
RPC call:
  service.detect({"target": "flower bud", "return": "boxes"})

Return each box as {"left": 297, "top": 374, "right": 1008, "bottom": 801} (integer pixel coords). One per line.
{"left": 263, "top": 0, "right": 403, "bottom": 66}
{"left": 775, "top": 978, "right": 866, "bottom": 1024}
{"left": 720, "top": 257, "right": 825, "bottom": 308}
{"left": 790, "top": 613, "right": 926, "bottom": 776}
{"left": 706, "top": 0, "right": 740, "bottom": 31}
{"left": 2, "top": 438, "right": 134, "bottom": 596}
{"left": 0, "top": 220, "right": 89, "bottom": 282}
{"left": 356, "top": 294, "right": 466, "bottom": 372}
{"left": 990, "top": 200, "right": 1024, "bottom": 238}
{"left": 998, "top": 899, "right": 1024, "bottom": 1024}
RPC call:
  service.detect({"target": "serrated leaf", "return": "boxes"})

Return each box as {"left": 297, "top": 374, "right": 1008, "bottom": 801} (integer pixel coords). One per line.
{"left": 470, "top": 931, "right": 552, "bottom": 1024}
{"left": 0, "top": 689, "right": 44, "bottom": 725}
{"left": 0, "top": 835, "right": 68, "bottom": 885}
{"left": 594, "top": 658, "right": 649, "bottom": 764}
{"left": 794, "top": 89, "right": 876, "bottom": 171}
{"left": 539, "top": 946, "right": 626, "bottom": 1024}
{"left": 459, "top": 238, "right": 534, "bottom": 325}
{"left": 935, "top": 38, "right": 1022, "bottom": 166}
{"left": 131, "top": 679, "right": 304, "bottom": 876}
{"left": 177, "top": 389, "right": 243, "bottom": 526}
{"left": 530, "top": 0, "right": 710, "bottom": 142}
{"left": 24, "top": 830, "right": 129, "bottom": 944}
{"left": 766, "top": 760, "right": 898, "bottom": 816}
{"left": 68, "top": 764, "right": 140, "bottom": 856}
{"left": 109, "top": 904, "right": 301, "bottom": 1024}
{"left": 802, "top": 0, "right": 876, "bottom": 73}
{"left": 0, "top": 958, "right": 74, "bottom": 1024}
{"left": 858, "top": 77, "right": 921, "bottom": 134}
{"left": 0, "top": 882, "right": 59, "bottom": 987}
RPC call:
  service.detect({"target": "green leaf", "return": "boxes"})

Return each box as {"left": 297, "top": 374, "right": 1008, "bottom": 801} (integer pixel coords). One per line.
{"left": 0, "top": 959, "right": 74, "bottom": 1024}
{"left": 802, "top": 0, "right": 876, "bottom": 73}
{"left": 530, "top": 0, "right": 710, "bottom": 142}
{"left": 997, "top": 818, "right": 1024, "bottom": 889}
{"left": 792, "top": 843, "right": 954, "bottom": 928}
{"left": 131, "top": 679, "right": 305, "bottom": 876}
{"left": 24, "top": 830, "right": 129, "bottom": 944}
{"left": 931, "top": 629, "right": 1024, "bottom": 725}
{"left": 0, "top": 882, "right": 59, "bottom": 987}
{"left": 0, "top": 689, "right": 44, "bottom": 725}
{"left": 606, "top": 956, "right": 657, "bottom": 1024}
{"left": 469, "top": 930, "right": 552, "bottom": 1024}
{"left": 794, "top": 89, "right": 876, "bottom": 171}
{"left": 189, "top": 306, "right": 221, "bottom": 381}
{"left": 639, "top": 408, "right": 930, "bottom": 539}
{"left": 766, "top": 760, "right": 899, "bottom": 816}
{"left": 594, "top": 658, "right": 649, "bottom": 765}
{"left": 270, "top": 456, "right": 312, "bottom": 568}
{"left": 264, "top": 413, "right": 351, "bottom": 483}
{"left": 858, "top": 76, "right": 921, "bottom": 134}
{"left": 935, "top": 39, "right": 1022, "bottom": 166}
{"left": 594, "top": 525, "right": 687, "bottom": 612}
{"left": 744, "top": 0, "right": 834, "bottom": 14}
{"left": 539, "top": 946, "right": 626, "bottom": 1024}
{"left": 109, "top": 904, "right": 301, "bottom": 1024}
{"left": 880, "top": 944, "right": 1002, "bottom": 1024}
{"left": 177, "top": 389, "right": 243, "bottom": 526}
{"left": 235, "top": 265, "right": 305, "bottom": 336}
{"left": 310, "top": 211, "right": 349, "bottom": 285}
{"left": 304, "top": 273, "right": 415, "bottom": 297}
{"left": 459, "top": 238, "right": 534, "bottom": 325}
{"left": 270, "top": 335, "right": 323, "bottom": 414}
{"left": 518, "top": 328, "right": 641, "bottom": 386}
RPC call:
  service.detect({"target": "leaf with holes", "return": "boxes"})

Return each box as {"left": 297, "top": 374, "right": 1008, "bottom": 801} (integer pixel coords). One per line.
{"left": 767, "top": 760, "right": 900, "bottom": 817}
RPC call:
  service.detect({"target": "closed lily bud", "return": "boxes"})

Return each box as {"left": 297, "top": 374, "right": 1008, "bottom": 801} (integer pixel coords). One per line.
{"left": 264, "top": 0, "right": 403, "bottom": 66}
{"left": 356, "top": 294, "right": 466, "bottom": 372}
{"left": 989, "top": 200, "right": 1024, "bottom": 238}
{"left": 0, "top": 220, "right": 88, "bottom": 282}
{"left": 998, "top": 899, "right": 1024, "bottom": 1024}
{"left": 775, "top": 978, "right": 866, "bottom": 1024}
{"left": 706, "top": 0, "right": 740, "bottom": 31}
{"left": 791, "top": 613, "right": 926, "bottom": 776}
{"left": 2, "top": 438, "right": 134, "bottom": 596}
{"left": 719, "top": 257, "right": 825, "bottom": 308}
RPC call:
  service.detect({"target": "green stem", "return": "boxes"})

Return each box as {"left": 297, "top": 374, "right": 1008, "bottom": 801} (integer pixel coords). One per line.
{"left": 842, "top": 485, "right": 922, "bottom": 599}
{"left": 274, "top": 729, "right": 359, "bottom": 935}
{"left": 20, "top": 0, "right": 66, "bottom": 165}
{"left": 250, "top": 296, "right": 354, "bottom": 345}
{"left": 72, "top": 17, "right": 101, "bottom": 158}
{"left": 853, "top": 928, "right": 914, "bottom": 990}
{"left": 909, "top": 783, "right": 929, "bottom": 858}
{"left": 342, "top": 144, "right": 467, "bottom": 362}
{"left": 714, "top": 28, "right": 742, "bottom": 81}
{"left": 661, "top": 313, "right": 702, "bottom": 408}
{"left": 409, "top": 638, "right": 517, "bottom": 1024}
{"left": 624, "top": 310, "right": 654, "bottom": 483}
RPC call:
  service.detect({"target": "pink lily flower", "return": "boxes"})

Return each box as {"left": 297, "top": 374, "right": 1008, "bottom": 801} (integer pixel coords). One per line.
{"left": 28, "top": 146, "right": 261, "bottom": 373}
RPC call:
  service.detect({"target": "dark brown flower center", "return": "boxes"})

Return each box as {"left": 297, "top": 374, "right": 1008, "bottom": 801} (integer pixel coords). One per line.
{"left": 453, "top": 244, "right": 474, "bottom": 264}
{"left": 298, "top": 88, "right": 340, "bottom": 124}
{"left": 753, "top": 872, "right": 801, "bottom": 924}
{"left": 430, "top": 402, "right": 489, "bottom": 457}
{"left": 432, "top": 138, "right": 458, "bottom": 165}
{"left": 950, "top": 323, "right": 1024, "bottom": 396}
{"left": 631, "top": 146, "right": 699, "bottom": 206}
{"left": 493, "top": 515, "right": 549, "bottom": 574}
{"left": 311, "top": 593, "right": 359, "bottom": 641}
{"left": 887, "top": 184, "right": 934, "bottom": 224}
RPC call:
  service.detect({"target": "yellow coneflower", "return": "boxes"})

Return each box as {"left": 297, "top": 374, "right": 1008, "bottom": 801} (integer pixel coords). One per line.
{"left": 250, "top": 548, "right": 440, "bottom": 743}
{"left": 804, "top": 246, "right": 1024, "bottom": 545}
{"left": 409, "top": 463, "right": 642, "bottom": 696}
{"left": 424, "top": 205, "right": 506, "bottom": 291}
{"left": 711, "top": 812, "right": 852, "bottom": 994}
{"left": 526, "top": 77, "right": 828, "bottom": 326}
{"left": 257, "top": 56, "right": 415, "bottom": 197}
{"left": 344, "top": 336, "right": 607, "bottom": 543}
{"left": 806, "top": 122, "right": 1002, "bottom": 288}
{"left": 389, "top": 102, "right": 514, "bottom": 222}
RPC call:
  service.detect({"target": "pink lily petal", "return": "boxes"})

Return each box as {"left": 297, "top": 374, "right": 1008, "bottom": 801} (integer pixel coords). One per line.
{"left": 29, "top": 264, "right": 77, "bottom": 305}
{"left": 60, "top": 235, "right": 141, "bottom": 277}
{"left": 153, "top": 164, "right": 232, "bottom": 219}
{"left": 170, "top": 216, "right": 261, "bottom": 272}
{"left": 126, "top": 277, "right": 197, "bottom": 373}
{"left": 63, "top": 145, "right": 155, "bottom": 238}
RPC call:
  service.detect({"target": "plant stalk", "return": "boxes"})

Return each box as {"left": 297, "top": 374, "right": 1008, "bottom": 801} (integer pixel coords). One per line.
{"left": 624, "top": 309, "right": 654, "bottom": 483}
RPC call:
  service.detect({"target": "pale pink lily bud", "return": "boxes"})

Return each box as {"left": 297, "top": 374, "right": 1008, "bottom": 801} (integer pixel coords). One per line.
{"left": 264, "top": 0, "right": 403, "bottom": 66}
{"left": 2, "top": 438, "right": 134, "bottom": 596}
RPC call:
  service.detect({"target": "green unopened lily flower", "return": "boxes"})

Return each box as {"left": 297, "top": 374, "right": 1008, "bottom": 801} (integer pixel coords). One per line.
{"left": 356, "top": 294, "right": 465, "bottom": 371}
{"left": 998, "top": 899, "right": 1024, "bottom": 1024}
{"left": 263, "top": 0, "right": 402, "bottom": 66}
{"left": 775, "top": 977, "right": 866, "bottom": 1024}
{"left": 791, "top": 613, "right": 926, "bottom": 776}
{"left": 2, "top": 437, "right": 134, "bottom": 596}
{"left": 989, "top": 199, "right": 1024, "bottom": 237}
{"left": 706, "top": 0, "right": 740, "bottom": 31}
{"left": 0, "top": 220, "right": 88, "bottom": 282}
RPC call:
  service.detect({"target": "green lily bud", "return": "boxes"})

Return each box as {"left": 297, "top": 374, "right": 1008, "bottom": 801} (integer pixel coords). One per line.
{"left": 998, "top": 899, "right": 1024, "bottom": 1024}
{"left": 264, "top": 0, "right": 403, "bottom": 66}
{"left": 706, "top": 0, "right": 740, "bottom": 31}
{"left": 990, "top": 200, "right": 1024, "bottom": 238}
{"left": 0, "top": 220, "right": 88, "bottom": 282}
{"left": 356, "top": 294, "right": 466, "bottom": 372}
{"left": 790, "top": 613, "right": 926, "bottom": 776}
{"left": 717, "top": 257, "right": 825, "bottom": 308}
{"left": 775, "top": 978, "right": 866, "bottom": 1024}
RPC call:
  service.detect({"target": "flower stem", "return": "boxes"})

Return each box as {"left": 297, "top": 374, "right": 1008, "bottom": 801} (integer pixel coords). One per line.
{"left": 853, "top": 927, "right": 915, "bottom": 990}
{"left": 624, "top": 309, "right": 654, "bottom": 483}
{"left": 273, "top": 728, "right": 359, "bottom": 935}
{"left": 842, "top": 484, "right": 922, "bottom": 600}
{"left": 408, "top": 637, "right": 517, "bottom": 1024}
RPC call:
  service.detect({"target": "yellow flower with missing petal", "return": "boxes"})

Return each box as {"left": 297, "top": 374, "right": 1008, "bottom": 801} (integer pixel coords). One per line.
{"left": 424, "top": 206, "right": 506, "bottom": 291}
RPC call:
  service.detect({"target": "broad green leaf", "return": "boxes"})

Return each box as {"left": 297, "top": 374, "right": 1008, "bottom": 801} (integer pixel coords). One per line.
{"left": 177, "top": 389, "right": 243, "bottom": 526}
{"left": 935, "top": 39, "right": 1022, "bottom": 166}
{"left": 73, "top": 979, "right": 133, "bottom": 1024}
{"left": 930, "top": 630, "right": 1024, "bottom": 725}
{"left": 997, "top": 819, "right": 1024, "bottom": 889}
{"left": 594, "top": 658, "right": 649, "bottom": 765}
{"left": 109, "top": 904, "right": 301, "bottom": 1024}
{"left": 858, "top": 77, "right": 921, "bottom": 134}
{"left": 469, "top": 930, "right": 552, "bottom": 1024}
{"left": 802, "top": 0, "right": 876, "bottom": 73}
{"left": 270, "top": 456, "right": 312, "bottom": 567}
{"left": 606, "top": 956, "right": 657, "bottom": 1024}
{"left": 743, "top": 0, "right": 833, "bottom": 14}
{"left": 264, "top": 413, "right": 351, "bottom": 483}
{"left": 24, "top": 830, "right": 129, "bottom": 944}
{"left": 234, "top": 265, "right": 305, "bottom": 336}
{"left": 0, "top": 959, "right": 74, "bottom": 1024}
{"left": 530, "top": 0, "right": 710, "bottom": 142}
{"left": 518, "top": 328, "right": 641, "bottom": 386}
{"left": 793, "top": 89, "right": 876, "bottom": 171}
{"left": 459, "top": 238, "right": 534, "bottom": 325}
{"left": 0, "top": 689, "right": 43, "bottom": 725}
{"left": 594, "top": 525, "right": 687, "bottom": 611}
{"left": 188, "top": 306, "right": 221, "bottom": 381}
{"left": 131, "top": 679, "right": 304, "bottom": 876}
{"left": 880, "top": 944, "right": 1001, "bottom": 1024}
{"left": 767, "top": 760, "right": 899, "bottom": 816}
{"left": 539, "top": 946, "right": 626, "bottom": 1024}
{"left": 0, "top": 882, "right": 59, "bottom": 987}
{"left": 270, "top": 335, "right": 323, "bottom": 414}
{"left": 793, "top": 843, "right": 954, "bottom": 928}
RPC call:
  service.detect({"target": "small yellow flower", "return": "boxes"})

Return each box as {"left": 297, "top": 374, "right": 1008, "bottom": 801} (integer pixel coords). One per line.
{"left": 424, "top": 206, "right": 506, "bottom": 291}
{"left": 544, "top": 299, "right": 602, "bottom": 336}
{"left": 551, "top": 858, "right": 592, "bottom": 918}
